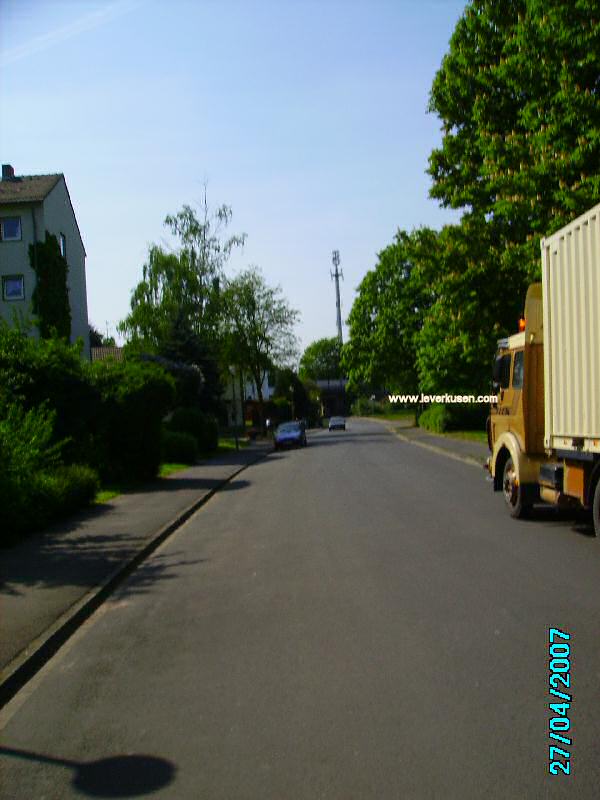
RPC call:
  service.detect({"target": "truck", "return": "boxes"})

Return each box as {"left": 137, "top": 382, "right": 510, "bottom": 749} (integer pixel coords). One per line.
{"left": 487, "top": 203, "right": 600, "bottom": 536}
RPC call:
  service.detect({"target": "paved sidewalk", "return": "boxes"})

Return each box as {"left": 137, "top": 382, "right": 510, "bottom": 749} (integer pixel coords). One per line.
{"left": 0, "top": 442, "right": 271, "bottom": 696}
{"left": 376, "top": 417, "right": 489, "bottom": 467}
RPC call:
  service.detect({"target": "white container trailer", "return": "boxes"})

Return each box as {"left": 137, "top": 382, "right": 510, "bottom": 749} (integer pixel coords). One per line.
{"left": 541, "top": 203, "right": 600, "bottom": 454}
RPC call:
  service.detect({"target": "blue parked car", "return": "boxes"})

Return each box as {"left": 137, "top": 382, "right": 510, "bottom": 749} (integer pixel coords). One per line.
{"left": 274, "top": 421, "right": 307, "bottom": 451}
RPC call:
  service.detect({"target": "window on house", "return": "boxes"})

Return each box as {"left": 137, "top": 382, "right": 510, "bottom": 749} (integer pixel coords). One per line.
{"left": 0, "top": 217, "right": 22, "bottom": 241}
{"left": 59, "top": 233, "right": 66, "bottom": 258}
{"left": 2, "top": 275, "right": 24, "bottom": 300}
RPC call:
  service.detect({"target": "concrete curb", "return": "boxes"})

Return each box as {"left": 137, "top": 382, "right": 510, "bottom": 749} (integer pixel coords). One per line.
{"left": 0, "top": 448, "right": 269, "bottom": 709}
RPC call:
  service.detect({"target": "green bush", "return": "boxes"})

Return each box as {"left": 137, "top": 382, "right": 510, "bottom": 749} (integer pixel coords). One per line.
{"left": 36, "top": 465, "right": 100, "bottom": 519}
{"left": 418, "top": 402, "right": 487, "bottom": 433}
{"left": 0, "top": 327, "right": 98, "bottom": 464}
{"left": 351, "top": 396, "right": 386, "bottom": 415}
{"left": 89, "top": 359, "right": 176, "bottom": 482}
{"left": 0, "top": 404, "right": 61, "bottom": 540}
{"left": 418, "top": 404, "right": 451, "bottom": 433}
{"left": 0, "top": 403, "right": 99, "bottom": 542}
{"left": 166, "top": 407, "right": 219, "bottom": 453}
{"left": 197, "top": 413, "right": 218, "bottom": 452}
{"left": 161, "top": 429, "right": 198, "bottom": 464}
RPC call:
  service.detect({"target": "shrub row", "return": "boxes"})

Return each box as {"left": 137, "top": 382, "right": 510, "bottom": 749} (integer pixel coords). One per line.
{"left": 165, "top": 406, "right": 219, "bottom": 453}
{"left": 418, "top": 403, "right": 487, "bottom": 433}
{"left": 161, "top": 430, "right": 198, "bottom": 464}
{"left": 0, "top": 328, "right": 188, "bottom": 543}
{"left": 0, "top": 328, "right": 176, "bottom": 483}
{"left": 0, "top": 403, "right": 99, "bottom": 543}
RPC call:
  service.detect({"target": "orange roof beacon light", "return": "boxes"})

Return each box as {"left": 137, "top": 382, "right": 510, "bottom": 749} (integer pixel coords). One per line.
{"left": 518, "top": 317, "right": 526, "bottom": 332}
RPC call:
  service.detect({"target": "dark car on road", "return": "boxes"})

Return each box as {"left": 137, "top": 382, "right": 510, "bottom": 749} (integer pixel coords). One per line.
{"left": 274, "top": 421, "right": 307, "bottom": 451}
{"left": 328, "top": 416, "right": 346, "bottom": 431}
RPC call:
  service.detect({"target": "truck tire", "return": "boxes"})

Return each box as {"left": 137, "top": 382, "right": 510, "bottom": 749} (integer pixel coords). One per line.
{"left": 593, "top": 478, "right": 600, "bottom": 537}
{"left": 502, "top": 456, "right": 530, "bottom": 519}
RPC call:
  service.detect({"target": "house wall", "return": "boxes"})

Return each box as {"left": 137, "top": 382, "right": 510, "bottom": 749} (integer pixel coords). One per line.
{"left": 43, "top": 178, "right": 90, "bottom": 357}
{"left": 0, "top": 203, "right": 43, "bottom": 334}
{"left": 0, "top": 179, "right": 90, "bottom": 357}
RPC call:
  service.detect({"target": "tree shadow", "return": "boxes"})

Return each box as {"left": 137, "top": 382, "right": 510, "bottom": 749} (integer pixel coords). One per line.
{"left": 0, "top": 746, "right": 177, "bottom": 798}
{"left": 303, "top": 430, "right": 391, "bottom": 448}
{"left": 0, "top": 535, "right": 208, "bottom": 597}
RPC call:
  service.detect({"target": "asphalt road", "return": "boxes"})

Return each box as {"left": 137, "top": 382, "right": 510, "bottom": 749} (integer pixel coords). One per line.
{"left": 1, "top": 419, "right": 599, "bottom": 799}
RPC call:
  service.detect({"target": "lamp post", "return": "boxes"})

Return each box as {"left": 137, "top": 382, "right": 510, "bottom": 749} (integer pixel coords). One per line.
{"left": 229, "top": 366, "right": 239, "bottom": 451}
{"left": 289, "top": 384, "right": 295, "bottom": 421}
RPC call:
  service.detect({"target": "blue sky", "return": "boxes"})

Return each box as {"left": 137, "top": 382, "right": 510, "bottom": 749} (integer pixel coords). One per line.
{"left": 1, "top": 0, "right": 464, "bottom": 353}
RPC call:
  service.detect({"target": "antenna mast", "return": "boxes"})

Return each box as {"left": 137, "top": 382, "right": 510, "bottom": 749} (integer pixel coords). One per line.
{"left": 331, "top": 250, "right": 343, "bottom": 344}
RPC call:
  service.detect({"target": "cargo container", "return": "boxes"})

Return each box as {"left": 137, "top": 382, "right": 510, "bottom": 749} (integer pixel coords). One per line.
{"left": 487, "top": 203, "right": 600, "bottom": 535}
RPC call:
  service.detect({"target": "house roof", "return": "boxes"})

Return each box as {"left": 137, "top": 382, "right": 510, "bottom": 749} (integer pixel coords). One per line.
{"left": 91, "top": 346, "right": 124, "bottom": 362}
{"left": 0, "top": 174, "right": 62, "bottom": 204}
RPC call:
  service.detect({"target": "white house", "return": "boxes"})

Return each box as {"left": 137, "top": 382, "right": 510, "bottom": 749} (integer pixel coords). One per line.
{"left": 0, "top": 164, "right": 90, "bottom": 357}
{"left": 222, "top": 368, "right": 277, "bottom": 426}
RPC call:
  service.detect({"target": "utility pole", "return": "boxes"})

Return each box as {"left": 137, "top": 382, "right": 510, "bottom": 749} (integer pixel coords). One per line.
{"left": 331, "top": 250, "right": 343, "bottom": 344}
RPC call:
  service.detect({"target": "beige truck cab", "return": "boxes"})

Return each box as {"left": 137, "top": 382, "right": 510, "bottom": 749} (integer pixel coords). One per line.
{"left": 488, "top": 285, "right": 546, "bottom": 516}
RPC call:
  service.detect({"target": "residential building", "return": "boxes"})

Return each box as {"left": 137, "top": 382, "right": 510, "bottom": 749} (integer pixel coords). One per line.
{"left": 223, "top": 368, "right": 276, "bottom": 426}
{"left": 0, "top": 164, "right": 90, "bottom": 357}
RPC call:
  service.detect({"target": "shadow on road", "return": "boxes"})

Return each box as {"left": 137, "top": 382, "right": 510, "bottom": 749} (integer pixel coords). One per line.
{"left": 302, "top": 430, "right": 392, "bottom": 449}
{"left": 520, "top": 505, "right": 596, "bottom": 538}
{"left": 0, "top": 541, "right": 208, "bottom": 598}
{"left": 0, "top": 746, "right": 177, "bottom": 797}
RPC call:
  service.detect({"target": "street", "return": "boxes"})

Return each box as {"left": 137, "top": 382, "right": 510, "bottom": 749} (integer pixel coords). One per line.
{"left": 1, "top": 418, "right": 599, "bottom": 799}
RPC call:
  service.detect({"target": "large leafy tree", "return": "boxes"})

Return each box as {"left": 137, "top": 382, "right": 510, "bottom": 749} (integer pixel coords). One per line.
{"left": 119, "top": 196, "right": 245, "bottom": 409}
{"left": 416, "top": 219, "right": 527, "bottom": 394}
{"left": 428, "top": 0, "right": 599, "bottom": 279}
{"left": 341, "top": 228, "right": 438, "bottom": 393}
{"left": 418, "top": 0, "right": 600, "bottom": 394}
{"left": 299, "top": 337, "right": 342, "bottom": 382}
{"left": 222, "top": 267, "right": 299, "bottom": 424}
{"left": 119, "top": 197, "right": 245, "bottom": 350}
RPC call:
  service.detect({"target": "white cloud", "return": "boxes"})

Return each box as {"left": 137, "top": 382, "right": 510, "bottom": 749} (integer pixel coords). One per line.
{"left": 1, "top": 1, "right": 141, "bottom": 67}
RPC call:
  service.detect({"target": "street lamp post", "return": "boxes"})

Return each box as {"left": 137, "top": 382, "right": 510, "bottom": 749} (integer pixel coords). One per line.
{"left": 229, "top": 366, "right": 240, "bottom": 451}
{"left": 289, "top": 384, "right": 295, "bottom": 421}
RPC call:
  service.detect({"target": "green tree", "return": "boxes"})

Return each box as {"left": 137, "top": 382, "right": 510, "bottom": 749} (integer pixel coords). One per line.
{"left": 415, "top": 220, "right": 526, "bottom": 394}
{"left": 29, "top": 231, "right": 71, "bottom": 340}
{"left": 272, "top": 367, "right": 311, "bottom": 420}
{"left": 222, "top": 267, "right": 299, "bottom": 426}
{"left": 119, "top": 195, "right": 245, "bottom": 350}
{"left": 299, "top": 337, "right": 342, "bottom": 382}
{"left": 428, "top": 0, "right": 599, "bottom": 279}
{"left": 89, "top": 324, "right": 116, "bottom": 347}
{"left": 342, "top": 228, "right": 438, "bottom": 393}
{"left": 419, "top": 0, "right": 600, "bottom": 393}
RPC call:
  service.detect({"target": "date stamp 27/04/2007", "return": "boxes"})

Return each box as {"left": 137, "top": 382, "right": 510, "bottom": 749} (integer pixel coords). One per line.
{"left": 548, "top": 628, "right": 572, "bottom": 776}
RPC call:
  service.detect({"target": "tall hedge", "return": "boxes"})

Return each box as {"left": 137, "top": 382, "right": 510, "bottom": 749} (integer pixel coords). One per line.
{"left": 166, "top": 406, "right": 219, "bottom": 452}
{"left": 89, "top": 359, "right": 175, "bottom": 481}
{"left": 0, "top": 327, "right": 98, "bottom": 464}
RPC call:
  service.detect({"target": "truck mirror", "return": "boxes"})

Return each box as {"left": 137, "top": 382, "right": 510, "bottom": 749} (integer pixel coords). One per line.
{"left": 492, "top": 357, "right": 502, "bottom": 384}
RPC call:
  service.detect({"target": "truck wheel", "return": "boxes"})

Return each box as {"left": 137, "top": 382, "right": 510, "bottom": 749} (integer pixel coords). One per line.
{"left": 593, "top": 478, "right": 600, "bottom": 537}
{"left": 502, "top": 457, "right": 529, "bottom": 518}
